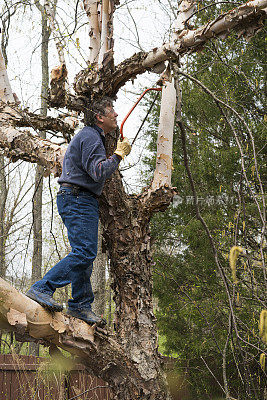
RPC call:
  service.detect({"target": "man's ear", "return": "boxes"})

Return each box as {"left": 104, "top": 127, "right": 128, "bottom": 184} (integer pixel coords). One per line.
{"left": 96, "top": 113, "right": 104, "bottom": 124}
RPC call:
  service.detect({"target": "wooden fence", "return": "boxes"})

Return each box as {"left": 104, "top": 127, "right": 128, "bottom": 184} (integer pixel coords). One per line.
{"left": 0, "top": 354, "right": 112, "bottom": 400}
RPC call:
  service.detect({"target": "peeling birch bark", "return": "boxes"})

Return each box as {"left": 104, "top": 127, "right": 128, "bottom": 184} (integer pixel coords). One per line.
{"left": 49, "top": 64, "right": 68, "bottom": 107}
{"left": 0, "top": 104, "right": 64, "bottom": 176}
{"left": 0, "top": 47, "right": 15, "bottom": 102}
{"left": 83, "top": 0, "right": 101, "bottom": 65}
{"left": 151, "top": 0, "right": 193, "bottom": 191}
{"left": 43, "top": 0, "right": 69, "bottom": 107}
{"left": 151, "top": 79, "right": 176, "bottom": 190}
{"left": 0, "top": 99, "right": 74, "bottom": 142}
{"left": 174, "top": 0, "right": 197, "bottom": 33}
{"left": 14, "top": 111, "right": 75, "bottom": 141}
{"left": 98, "top": 0, "right": 110, "bottom": 66}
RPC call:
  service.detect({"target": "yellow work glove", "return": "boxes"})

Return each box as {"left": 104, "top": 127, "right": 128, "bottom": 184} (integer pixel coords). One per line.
{"left": 114, "top": 137, "right": 131, "bottom": 159}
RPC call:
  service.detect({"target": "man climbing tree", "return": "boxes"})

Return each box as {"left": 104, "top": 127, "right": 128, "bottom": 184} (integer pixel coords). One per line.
{"left": 26, "top": 97, "right": 131, "bottom": 325}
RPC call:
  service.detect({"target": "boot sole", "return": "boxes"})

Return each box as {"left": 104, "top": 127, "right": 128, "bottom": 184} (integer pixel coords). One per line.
{"left": 66, "top": 311, "right": 106, "bottom": 326}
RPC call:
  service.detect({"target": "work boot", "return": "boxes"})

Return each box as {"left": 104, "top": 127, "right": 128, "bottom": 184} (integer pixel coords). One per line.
{"left": 67, "top": 308, "right": 107, "bottom": 326}
{"left": 26, "top": 287, "right": 63, "bottom": 312}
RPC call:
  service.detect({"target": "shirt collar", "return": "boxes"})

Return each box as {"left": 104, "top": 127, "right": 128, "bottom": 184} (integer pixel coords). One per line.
{"left": 93, "top": 124, "right": 105, "bottom": 137}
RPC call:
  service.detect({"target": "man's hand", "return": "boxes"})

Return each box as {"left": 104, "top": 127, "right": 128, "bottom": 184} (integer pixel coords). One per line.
{"left": 114, "top": 137, "right": 131, "bottom": 160}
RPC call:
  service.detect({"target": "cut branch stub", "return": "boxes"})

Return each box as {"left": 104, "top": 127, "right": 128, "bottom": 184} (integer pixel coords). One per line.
{"left": 49, "top": 64, "right": 68, "bottom": 107}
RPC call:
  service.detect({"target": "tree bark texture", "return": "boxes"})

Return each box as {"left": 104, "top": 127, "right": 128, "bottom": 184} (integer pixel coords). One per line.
{"left": 91, "top": 222, "right": 107, "bottom": 317}
{"left": 0, "top": 103, "right": 65, "bottom": 175}
{"left": 0, "top": 47, "right": 14, "bottom": 102}
{"left": 83, "top": 0, "right": 101, "bottom": 65}
{"left": 0, "top": 154, "right": 8, "bottom": 278}
{"left": 32, "top": 8, "right": 50, "bottom": 288}
{"left": 151, "top": 78, "right": 176, "bottom": 191}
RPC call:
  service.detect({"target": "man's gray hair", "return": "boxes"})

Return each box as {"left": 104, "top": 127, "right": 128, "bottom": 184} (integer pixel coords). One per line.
{"left": 84, "top": 97, "right": 113, "bottom": 126}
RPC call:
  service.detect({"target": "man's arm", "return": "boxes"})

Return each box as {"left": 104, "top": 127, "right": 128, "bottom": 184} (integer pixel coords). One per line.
{"left": 82, "top": 141, "right": 120, "bottom": 182}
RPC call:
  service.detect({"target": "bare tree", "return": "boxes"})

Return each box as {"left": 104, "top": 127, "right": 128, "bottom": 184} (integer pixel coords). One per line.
{"left": 0, "top": 1, "right": 266, "bottom": 399}
{"left": 28, "top": 0, "right": 52, "bottom": 357}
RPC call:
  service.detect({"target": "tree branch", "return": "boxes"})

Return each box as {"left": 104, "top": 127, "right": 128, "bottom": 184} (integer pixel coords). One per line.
{"left": 0, "top": 104, "right": 64, "bottom": 176}
{"left": 73, "top": 0, "right": 267, "bottom": 98}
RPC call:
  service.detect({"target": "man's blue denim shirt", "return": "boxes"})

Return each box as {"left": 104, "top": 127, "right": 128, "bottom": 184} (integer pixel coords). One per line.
{"left": 58, "top": 124, "right": 120, "bottom": 196}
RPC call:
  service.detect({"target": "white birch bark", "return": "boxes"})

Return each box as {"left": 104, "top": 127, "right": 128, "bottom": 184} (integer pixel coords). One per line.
{"left": 174, "top": 0, "right": 197, "bottom": 33}
{"left": 98, "top": 0, "right": 110, "bottom": 66}
{"left": 151, "top": 79, "right": 176, "bottom": 190}
{"left": 0, "top": 277, "right": 95, "bottom": 347}
{"left": 0, "top": 47, "right": 15, "bottom": 102}
{"left": 83, "top": 0, "right": 101, "bottom": 65}
{"left": 151, "top": 1, "right": 196, "bottom": 190}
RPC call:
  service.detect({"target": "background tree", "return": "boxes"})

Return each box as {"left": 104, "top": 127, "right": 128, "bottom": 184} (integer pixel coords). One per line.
{"left": 29, "top": 0, "right": 51, "bottom": 357}
{"left": 142, "top": 9, "right": 266, "bottom": 398}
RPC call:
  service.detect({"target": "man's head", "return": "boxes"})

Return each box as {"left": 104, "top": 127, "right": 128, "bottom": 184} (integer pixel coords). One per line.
{"left": 84, "top": 97, "right": 118, "bottom": 134}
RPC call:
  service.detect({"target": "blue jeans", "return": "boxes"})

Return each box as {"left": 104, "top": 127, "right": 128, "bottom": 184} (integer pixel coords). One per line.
{"left": 31, "top": 187, "right": 99, "bottom": 311}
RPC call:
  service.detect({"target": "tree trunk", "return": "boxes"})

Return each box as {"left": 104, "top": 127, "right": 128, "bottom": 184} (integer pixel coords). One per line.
{"left": 0, "top": 154, "right": 7, "bottom": 279}
{"left": 97, "top": 132, "right": 175, "bottom": 398}
{"left": 0, "top": 32, "right": 16, "bottom": 279}
{"left": 32, "top": 2, "right": 50, "bottom": 286}
{"left": 91, "top": 222, "right": 107, "bottom": 317}
{"left": 30, "top": 3, "right": 50, "bottom": 357}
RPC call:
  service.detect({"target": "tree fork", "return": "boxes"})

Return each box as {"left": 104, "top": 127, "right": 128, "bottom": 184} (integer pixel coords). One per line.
{"left": 47, "top": 0, "right": 266, "bottom": 109}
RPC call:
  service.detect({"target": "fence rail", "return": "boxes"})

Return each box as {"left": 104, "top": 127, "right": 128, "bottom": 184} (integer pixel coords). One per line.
{"left": 0, "top": 354, "right": 111, "bottom": 400}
